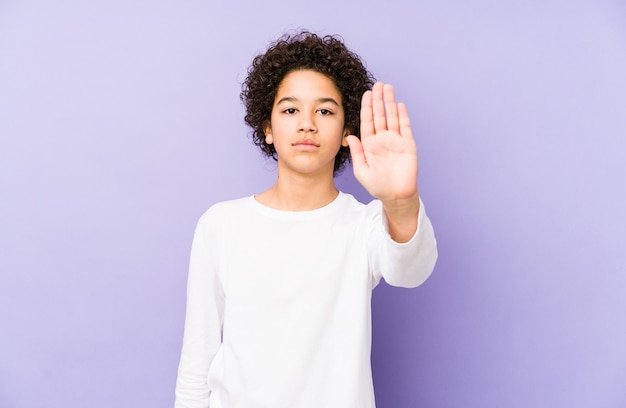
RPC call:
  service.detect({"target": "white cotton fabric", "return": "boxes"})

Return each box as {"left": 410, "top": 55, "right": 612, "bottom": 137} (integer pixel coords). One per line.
{"left": 175, "top": 192, "right": 437, "bottom": 408}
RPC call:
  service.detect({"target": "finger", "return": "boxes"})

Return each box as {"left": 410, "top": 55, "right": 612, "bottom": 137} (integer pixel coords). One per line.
{"left": 360, "top": 89, "right": 374, "bottom": 138}
{"left": 383, "top": 84, "right": 399, "bottom": 133}
{"left": 398, "top": 103, "right": 414, "bottom": 139}
{"left": 371, "top": 82, "right": 387, "bottom": 133}
{"left": 345, "top": 135, "right": 368, "bottom": 173}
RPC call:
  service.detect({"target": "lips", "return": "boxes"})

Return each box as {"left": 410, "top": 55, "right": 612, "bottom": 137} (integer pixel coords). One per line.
{"left": 292, "top": 138, "right": 320, "bottom": 151}
{"left": 292, "top": 138, "right": 320, "bottom": 147}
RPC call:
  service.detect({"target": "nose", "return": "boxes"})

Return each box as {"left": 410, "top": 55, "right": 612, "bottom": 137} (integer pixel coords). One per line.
{"left": 298, "top": 111, "right": 317, "bottom": 133}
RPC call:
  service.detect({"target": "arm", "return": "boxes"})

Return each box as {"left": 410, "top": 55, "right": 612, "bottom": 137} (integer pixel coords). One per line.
{"left": 345, "top": 82, "right": 420, "bottom": 243}
{"left": 175, "top": 213, "right": 224, "bottom": 408}
{"left": 348, "top": 83, "right": 436, "bottom": 287}
{"left": 369, "top": 197, "right": 437, "bottom": 288}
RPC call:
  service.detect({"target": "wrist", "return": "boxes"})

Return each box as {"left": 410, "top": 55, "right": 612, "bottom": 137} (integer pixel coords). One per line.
{"left": 381, "top": 191, "right": 420, "bottom": 217}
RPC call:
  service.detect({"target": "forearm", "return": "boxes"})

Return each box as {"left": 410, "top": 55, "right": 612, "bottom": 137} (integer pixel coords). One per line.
{"left": 382, "top": 191, "right": 420, "bottom": 243}
{"left": 373, "top": 195, "right": 437, "bottom": 288}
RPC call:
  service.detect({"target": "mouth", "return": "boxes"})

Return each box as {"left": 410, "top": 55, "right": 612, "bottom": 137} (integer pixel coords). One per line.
{"left": 292, "top": 139, "right": 320, "bottom": 151}
{"left": 293, "top": 138, "right": 320, "bottom": 146}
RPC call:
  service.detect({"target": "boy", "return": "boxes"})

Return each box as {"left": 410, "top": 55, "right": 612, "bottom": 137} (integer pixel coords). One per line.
{"left": 175, "top": 31, "right": 437, "bottom": 408}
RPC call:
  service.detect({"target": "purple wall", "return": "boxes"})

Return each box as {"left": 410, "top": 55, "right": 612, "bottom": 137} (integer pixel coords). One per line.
{"left": 1, "top": 1, "right": 625, "bottom": 407}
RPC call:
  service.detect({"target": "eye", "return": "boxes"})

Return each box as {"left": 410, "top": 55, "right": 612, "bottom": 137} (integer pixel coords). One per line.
{"left": 283, "top": 108, "right": 297, "bottom": 115}
{"left": 318, "top": 108, "right": 333, "bottom": 116}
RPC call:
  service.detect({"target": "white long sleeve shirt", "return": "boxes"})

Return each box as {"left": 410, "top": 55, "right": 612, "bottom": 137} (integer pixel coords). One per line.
{"left": 175, "top": 192, "right": 437, "bottom": 408}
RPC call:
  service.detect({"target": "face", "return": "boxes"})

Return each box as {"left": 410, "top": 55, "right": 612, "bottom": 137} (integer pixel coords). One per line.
{"left": 264, "top": 69, "right": 348, "bottom": 178}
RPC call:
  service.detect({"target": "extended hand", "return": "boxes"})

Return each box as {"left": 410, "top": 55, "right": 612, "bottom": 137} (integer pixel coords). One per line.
{"left": 346, "top": 82, "right": 418, "bottom": 202}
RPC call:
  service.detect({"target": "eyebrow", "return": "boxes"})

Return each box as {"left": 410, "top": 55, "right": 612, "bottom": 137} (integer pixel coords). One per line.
{"left": 275, "top": 96, "right": 340, "bottom": 106}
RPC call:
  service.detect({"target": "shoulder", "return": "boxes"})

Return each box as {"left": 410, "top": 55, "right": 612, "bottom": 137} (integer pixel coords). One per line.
{"left": 196, "top": 196, "right": 254, "bottom": 226}
{"left": 337, "top": 191, "right": 368, "bottom": 209}
{"left": 333, "top": 192, "right": 385, "bottom": 230}
{"left": 338, "top": 192, "right": 381, "bottom": 214}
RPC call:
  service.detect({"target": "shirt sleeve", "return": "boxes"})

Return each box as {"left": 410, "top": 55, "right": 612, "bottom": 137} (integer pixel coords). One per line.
{"left": 175, "top": 210, "right": 225, "bottom": 408}
{"left": 368, "top": 198, "right": 438, "bottom": 288}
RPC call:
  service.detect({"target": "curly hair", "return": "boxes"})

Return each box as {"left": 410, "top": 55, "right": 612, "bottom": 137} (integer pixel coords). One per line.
{"left": 241, "top": 31, "right": 376, "bottom": 175}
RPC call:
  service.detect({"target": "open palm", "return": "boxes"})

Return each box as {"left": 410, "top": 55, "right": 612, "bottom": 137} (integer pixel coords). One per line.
{"left": 346, "top": 82, "right": 418, "bottom": 202}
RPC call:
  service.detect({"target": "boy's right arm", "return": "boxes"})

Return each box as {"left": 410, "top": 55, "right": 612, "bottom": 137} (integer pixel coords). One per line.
{"left": 175, "top": 215, "right": 224, "bottom": 408}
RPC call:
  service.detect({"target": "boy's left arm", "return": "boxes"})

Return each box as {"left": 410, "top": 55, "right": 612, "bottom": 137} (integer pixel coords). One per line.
{"left": 380, "top": 193, "right": 420, "bottom": 243}
{"left": 346, "top": 82, "right": 421, "bottom": 243}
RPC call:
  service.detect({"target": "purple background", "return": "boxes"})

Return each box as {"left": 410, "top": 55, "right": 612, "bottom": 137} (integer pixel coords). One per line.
{"left": 1, "top": 1, "right": 625, "bottom": 407}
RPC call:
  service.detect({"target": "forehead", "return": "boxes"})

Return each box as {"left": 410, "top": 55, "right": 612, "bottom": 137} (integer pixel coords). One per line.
{"left": 274, "top": 70, "right": 342, "bottom": 102}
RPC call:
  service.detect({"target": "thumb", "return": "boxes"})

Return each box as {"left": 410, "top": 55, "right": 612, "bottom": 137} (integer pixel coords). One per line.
{"left": 346, "top": 135, "right": 367, "bottom": 171}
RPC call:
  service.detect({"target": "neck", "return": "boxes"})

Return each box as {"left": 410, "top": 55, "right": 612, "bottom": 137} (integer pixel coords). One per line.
{"left": 256, "top": 169, "right": 339, "bottom": 211}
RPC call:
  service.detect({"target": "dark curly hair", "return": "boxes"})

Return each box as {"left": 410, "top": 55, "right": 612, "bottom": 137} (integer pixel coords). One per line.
{"left": 241, "top": 31, "right": 376, "bottom": 175}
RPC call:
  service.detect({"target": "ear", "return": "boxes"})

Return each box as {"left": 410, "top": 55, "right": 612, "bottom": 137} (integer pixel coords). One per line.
{"left": 341, "top": 128, "right": 351, "bottom": 147}
{"left": 263, "top": 122, "right": 273, "bottom": 145}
